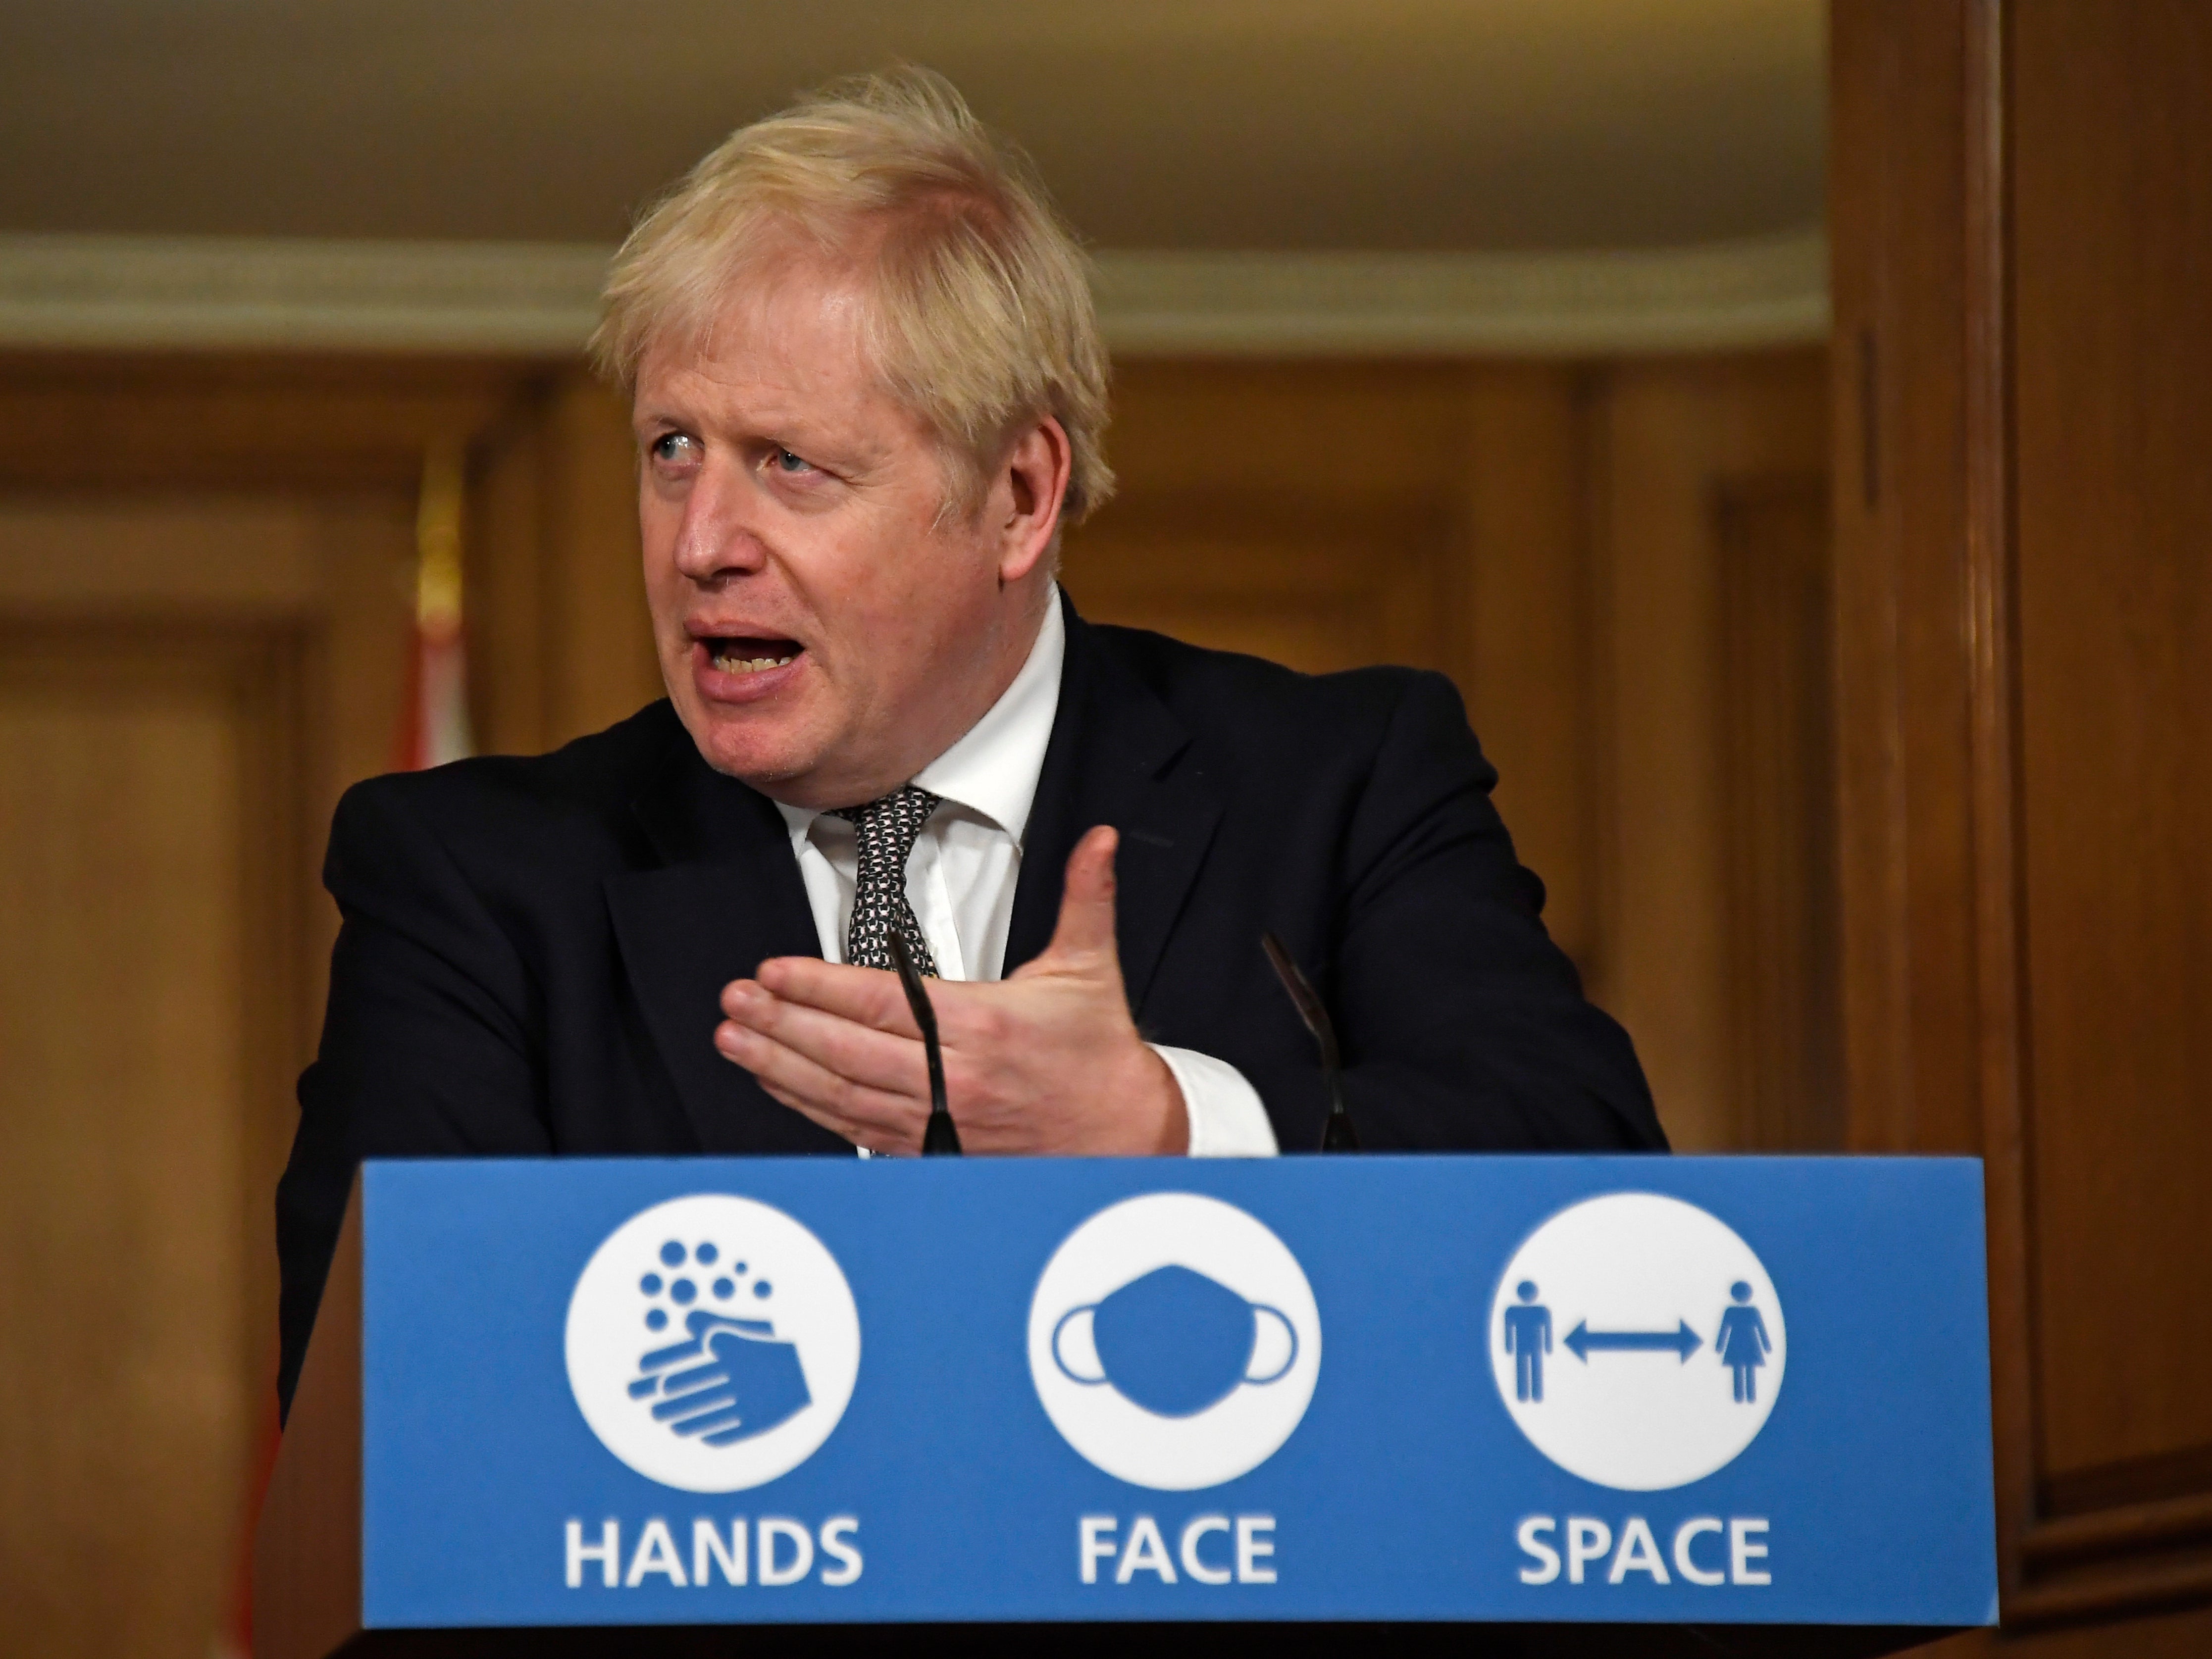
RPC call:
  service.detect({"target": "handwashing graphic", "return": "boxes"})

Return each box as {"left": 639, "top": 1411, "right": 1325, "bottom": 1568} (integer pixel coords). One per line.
{"left": 619, "top": 1239, "right": 811, "bottom": 1447}
{"left": 566, "top": 1194, "right": 860, "bottom": 1493}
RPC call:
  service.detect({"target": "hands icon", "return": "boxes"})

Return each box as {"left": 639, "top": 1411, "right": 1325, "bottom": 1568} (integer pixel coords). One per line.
{"left": 625, "top": 1309, "right": 813, "bottom": 1447}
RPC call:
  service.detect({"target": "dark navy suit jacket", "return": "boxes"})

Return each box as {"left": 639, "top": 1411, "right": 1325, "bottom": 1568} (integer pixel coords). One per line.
{"left": 277, "top": 597, "right": 1663, "bottom": 1412}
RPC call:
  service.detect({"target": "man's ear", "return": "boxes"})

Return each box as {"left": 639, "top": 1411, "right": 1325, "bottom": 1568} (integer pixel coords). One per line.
{"left": 996, "top": 416, "right": 1073, "bottom": 585}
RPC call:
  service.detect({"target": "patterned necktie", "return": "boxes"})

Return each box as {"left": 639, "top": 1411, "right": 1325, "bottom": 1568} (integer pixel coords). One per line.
{"left": 830, "top": 784, "right": 942, "bottom": 975}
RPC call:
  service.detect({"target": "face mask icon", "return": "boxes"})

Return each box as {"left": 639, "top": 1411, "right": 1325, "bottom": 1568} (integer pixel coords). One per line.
{"left": 1051, "top": 1263, "right": 1298, "bottom": 1418}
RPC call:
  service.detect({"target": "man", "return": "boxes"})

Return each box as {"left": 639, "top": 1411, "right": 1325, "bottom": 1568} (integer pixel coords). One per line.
{"left": 276, "top": 68, "right": 1662, "bottom": 1415}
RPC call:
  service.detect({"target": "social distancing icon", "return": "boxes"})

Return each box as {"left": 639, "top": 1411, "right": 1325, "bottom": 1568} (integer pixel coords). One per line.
{"left": 1489, "top": 1192, "right": 1786, "bottom": 1491}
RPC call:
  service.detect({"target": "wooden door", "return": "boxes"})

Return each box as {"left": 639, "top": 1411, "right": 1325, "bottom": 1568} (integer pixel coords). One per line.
{"left": 1832, "top": 2, "right": 2212, "bottom": 1648}
{"left": 0, "top": 626, "right": 271, "bottom": 1657}
{"left": 0, "top": 359, "right": 529, "bottom": 1657}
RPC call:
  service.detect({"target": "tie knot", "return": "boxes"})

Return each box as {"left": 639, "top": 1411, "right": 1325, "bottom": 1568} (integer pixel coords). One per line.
{"left": 829, "top": 784, "right": 941, "bottom": 976}
{"left": 830, "top": 784, "right": 941, "bottom": 859}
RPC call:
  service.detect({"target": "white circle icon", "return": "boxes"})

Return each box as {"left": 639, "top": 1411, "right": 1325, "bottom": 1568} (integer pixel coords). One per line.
{"left": 1028, "top": 1192, "right": 1321, "bottom": 1491}
{"left": 566, "top": 1194, "right": 860, "bottom": 1492}
{"left": 1491, "top": 1192, "right": 1786, "bottom": 1491}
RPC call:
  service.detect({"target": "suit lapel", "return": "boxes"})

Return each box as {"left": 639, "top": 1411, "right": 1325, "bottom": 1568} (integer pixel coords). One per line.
{"left": 604, "top": 743, "right": 850, "bottom": 1155}
{"left": 1008, "top": 598, "right": 1225, "bottom": 1017}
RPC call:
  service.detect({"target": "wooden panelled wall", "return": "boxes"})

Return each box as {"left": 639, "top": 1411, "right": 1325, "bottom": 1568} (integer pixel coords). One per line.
{"left": 1056, "top": 358, "right": 1834, "bottom": 1156}
{"left": 0, "top": 344, "right": 1827, "bottom": 1655}
{"left": 1833, "top": 0, "right": 2212, "bottom": 1652}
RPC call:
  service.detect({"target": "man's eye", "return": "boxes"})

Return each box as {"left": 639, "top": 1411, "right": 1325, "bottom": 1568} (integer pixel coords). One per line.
{"left": 773, "top": 448, "right": 815, "bottom": 475}
{"left": 651, "top": 433, "right": 699, "bottom": 464}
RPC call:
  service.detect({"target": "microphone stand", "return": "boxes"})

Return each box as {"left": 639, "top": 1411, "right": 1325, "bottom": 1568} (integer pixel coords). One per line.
{"left": 886, "top": 931, "right": 962, "bottom": 1156}
{"left": 1262, "top": 932, "right": 1360, "bottom": 1152}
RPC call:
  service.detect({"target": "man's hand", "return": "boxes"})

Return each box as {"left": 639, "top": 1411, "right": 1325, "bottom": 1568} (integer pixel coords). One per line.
{"left": 713, "top": 826, "right": 1188, "bottom": 1156}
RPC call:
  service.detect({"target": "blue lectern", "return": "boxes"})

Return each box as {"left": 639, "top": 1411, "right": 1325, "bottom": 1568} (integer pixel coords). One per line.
{"left": 256, "top": 1156, "right": 1997, "bottom": 1657}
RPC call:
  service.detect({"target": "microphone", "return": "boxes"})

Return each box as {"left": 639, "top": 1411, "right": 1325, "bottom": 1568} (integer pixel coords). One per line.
{"left": 1262, "top": 932, "right": 1360, "bottom": 1152}
{"left": 886, "top": 930, "right": 962, "bottom": 1156}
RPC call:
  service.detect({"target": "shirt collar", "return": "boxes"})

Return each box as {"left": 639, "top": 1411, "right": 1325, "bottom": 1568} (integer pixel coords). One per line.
{"left": 771, "top": 589, "right": 1065, "bottom": 845}
{"left": 912, "top": 588, "right": 1063, "bottom": 843}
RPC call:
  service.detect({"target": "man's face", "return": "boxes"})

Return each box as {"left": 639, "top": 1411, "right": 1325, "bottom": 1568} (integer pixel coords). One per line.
{"left": 634, "top": 257, "right": 1037, "bottom": 809}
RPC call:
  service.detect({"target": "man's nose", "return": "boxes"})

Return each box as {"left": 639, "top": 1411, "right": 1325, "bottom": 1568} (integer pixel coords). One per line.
{"left": 669, "top": 464, "right": 771, "bottom": 584}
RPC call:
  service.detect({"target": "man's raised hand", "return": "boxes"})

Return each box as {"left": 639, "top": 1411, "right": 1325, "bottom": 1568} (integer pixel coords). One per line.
{"left": 713, "top": 826, "right": 1188, "bottom": 1156}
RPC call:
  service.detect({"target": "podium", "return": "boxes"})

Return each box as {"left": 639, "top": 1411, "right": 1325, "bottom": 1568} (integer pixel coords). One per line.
{"left": 257, "top": 1156, "right": 1997, "bottom": 1657}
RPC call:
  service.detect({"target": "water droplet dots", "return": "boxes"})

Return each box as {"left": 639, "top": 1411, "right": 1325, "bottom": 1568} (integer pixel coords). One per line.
{"left": 734, "top": 1262, "right": 747, "bottom": 1275}
{"left": 639, "top": 1273, "right": 663, "bottom": 1296}
{"left": 753, "top": 1280, "right": 773, "bottom": 1300}
{"left": 712, "top": 1278, "right": 734, "bottom": 1299}
{"left": 670, "top": 1278, "right": 697, "bottom": 1305}
{"left": 660, "top": 1241, "right": 686, "bottom": 1267}
{"left": 695, "top": 1242, "right": 718, "bottom": 1264}
{"left": 645, "top": 1307, "right": 668, "bottom": 1331}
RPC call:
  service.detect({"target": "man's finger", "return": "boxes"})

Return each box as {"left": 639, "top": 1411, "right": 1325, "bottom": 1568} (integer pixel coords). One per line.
{"left": 746, "top": 958, "right": 921, "bottom": 1033}
{"left": 1029, "top": 823, "right": 1121, "bottom": 971}
{"left": 715, "top": 1020, "right": 926, "bottom": 1150}
{"left": 721, "top": 981, "right": 930, "bottom": 1097}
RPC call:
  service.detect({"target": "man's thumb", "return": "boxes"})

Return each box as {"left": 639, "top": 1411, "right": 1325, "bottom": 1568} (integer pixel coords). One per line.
{"left": 1036, "top": 824, "right": 1121, "bottom": 970}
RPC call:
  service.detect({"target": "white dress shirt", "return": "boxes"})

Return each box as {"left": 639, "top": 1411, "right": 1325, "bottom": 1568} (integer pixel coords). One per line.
{"left": 772, "top": 593, "right": 1278, "bottom": 1156}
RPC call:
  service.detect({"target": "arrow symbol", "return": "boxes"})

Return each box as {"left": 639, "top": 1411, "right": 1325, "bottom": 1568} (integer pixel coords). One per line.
{"left": 1564, "top": 1318, "right": 1702, "bottom": 1363}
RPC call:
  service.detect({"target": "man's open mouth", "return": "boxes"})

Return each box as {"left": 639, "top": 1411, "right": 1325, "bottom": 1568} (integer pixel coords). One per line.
{"left": 702, "top": 637, "right": 802, "bottom": 675}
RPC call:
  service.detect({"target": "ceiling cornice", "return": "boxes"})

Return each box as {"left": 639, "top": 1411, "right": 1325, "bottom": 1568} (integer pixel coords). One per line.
{"left": 0, "top": 230, "right": 1827, "bottom": 358}
{"left": 1093, "top": 233, "right": 1827, "bottom": 354}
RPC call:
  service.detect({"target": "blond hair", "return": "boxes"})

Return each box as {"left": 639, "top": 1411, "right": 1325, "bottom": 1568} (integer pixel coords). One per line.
{"left": 592, "top": 66, "right": 1114, "bottom": 524}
